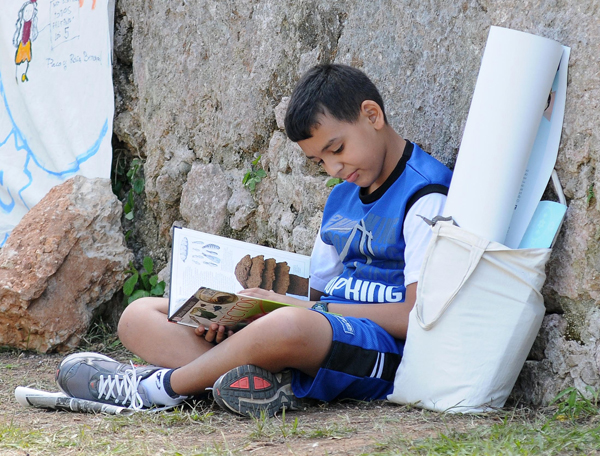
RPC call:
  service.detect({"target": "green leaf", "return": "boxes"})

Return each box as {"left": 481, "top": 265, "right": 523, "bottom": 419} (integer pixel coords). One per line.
{"left": 151, "top": 281, "right": 166, "bottom": 296}
{"left": 256, "top": 169, "right": 267, "bottom": 179}
{"left": 550, "top": 387, "right": 577, "bottom": 406}
{"left": 143, "top": 256, "right": 154, "bottom": 274}
{"left": 248, "top": 180, "right": 256, "bottom": 192}
{"left": 251, "top": 155, "right": 262, "bottom": 166}
{"left": 128, "top": 289, "right": 151, "bottom": 304}
{"left": 242, "top": 171, "right": 251, "bottom": 185}
{"left": 140, "top": 274, "right": 151, "bottom": 290}
{"left": 125, "top": 211, "right": 134, "bottom": 220}
{"left": 112, "top": 180, "right": 123, "bottom": 195}
{"left": 123, "top": 273, "right": 139, "bottom": 296}
{"left": 326, "top": 177, "right": 343, "bottom": 188}
{"left": 149, "top": 275, "right": 158, "bottom": 287}
{"left": 133, "top": 178, "right": 145, "bottom": 195}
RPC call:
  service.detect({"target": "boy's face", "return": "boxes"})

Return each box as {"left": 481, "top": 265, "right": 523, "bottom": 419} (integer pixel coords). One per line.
{"left": 297, "top": 103, "right": 389, "bottom": 193}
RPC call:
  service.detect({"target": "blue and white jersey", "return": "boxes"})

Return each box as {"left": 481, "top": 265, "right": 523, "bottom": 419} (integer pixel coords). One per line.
{"left": 319, "top": 142, "right": 452, "bottom": 304}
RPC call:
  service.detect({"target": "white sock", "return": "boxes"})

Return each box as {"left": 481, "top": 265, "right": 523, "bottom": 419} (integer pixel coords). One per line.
{"left": 139, "top": 369, "right": 187, "bottom": 407}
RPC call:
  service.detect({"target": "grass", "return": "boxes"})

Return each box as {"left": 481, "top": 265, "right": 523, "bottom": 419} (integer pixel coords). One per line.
{"left": 3, "top": 323, "right": 600, "bottom": 455}
{"left": 374, "top": 418, "right": 600, "bottom": 455}
{"left": 3, "top": 405, "right": 600, "bottom": 455}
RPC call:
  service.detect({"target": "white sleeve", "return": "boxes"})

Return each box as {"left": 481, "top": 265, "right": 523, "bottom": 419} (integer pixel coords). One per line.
{"left": 309, "top": 229, "right": 343, "bottom": 293}
{"left": 403, "top": 193, "right": 447, "bottom": 286}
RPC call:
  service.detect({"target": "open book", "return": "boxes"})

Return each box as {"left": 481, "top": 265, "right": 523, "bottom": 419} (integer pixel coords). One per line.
{"left": 168, "top": 227, "right": 311, "bottom": 328}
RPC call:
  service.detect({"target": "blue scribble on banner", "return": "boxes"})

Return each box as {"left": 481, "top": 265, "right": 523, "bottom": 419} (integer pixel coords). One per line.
{"left": 0, "top": 69, "right": 108, "bottom": 246}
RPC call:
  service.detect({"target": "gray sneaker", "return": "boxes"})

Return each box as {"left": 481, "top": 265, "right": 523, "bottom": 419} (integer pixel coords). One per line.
{"left": 212, "top": 365, "right": 301, "bottom": 417}
{"left": 56, "top": 352, "right": 159, "bottom": 410}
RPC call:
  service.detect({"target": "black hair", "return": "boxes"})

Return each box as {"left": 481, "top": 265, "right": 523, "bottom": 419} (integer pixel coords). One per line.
{"left": 284, "top": 64, "right": 388, "bottom": 142}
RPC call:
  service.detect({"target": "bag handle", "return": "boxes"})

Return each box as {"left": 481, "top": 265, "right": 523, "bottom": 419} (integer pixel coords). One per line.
{"left": 415, "top": 223, "right": 489, "bottom": 330}
{"left": 551, "top": 169, "right": 566, "bottom": 206}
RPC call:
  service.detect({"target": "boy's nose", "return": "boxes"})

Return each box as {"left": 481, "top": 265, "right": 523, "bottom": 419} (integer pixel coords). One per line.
{"left": 323, "top": 159, "right": 343, "bottom": 178}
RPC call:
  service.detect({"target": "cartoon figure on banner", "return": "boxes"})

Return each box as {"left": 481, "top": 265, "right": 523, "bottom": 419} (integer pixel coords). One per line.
{"left": 79, "top": 0, "right": 97, "bottom": 9}
{"left": 13, "top": 0, "right": 39, "bottom": 83}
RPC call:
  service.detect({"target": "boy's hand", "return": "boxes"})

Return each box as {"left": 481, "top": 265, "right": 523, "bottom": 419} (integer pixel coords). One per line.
{"left": 195, "top": 323, "right": 234, "bottom": 344}
{"left": 239, "top": 288, "right": 313, "bottom": 308}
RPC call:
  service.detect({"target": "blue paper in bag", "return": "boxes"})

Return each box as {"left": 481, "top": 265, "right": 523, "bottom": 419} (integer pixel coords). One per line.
{"left": 518, "top": 201, "right": 567, "bottom": 249}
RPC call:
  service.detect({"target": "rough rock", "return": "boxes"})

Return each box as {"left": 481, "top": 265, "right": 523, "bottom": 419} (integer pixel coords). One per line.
{"left": 112, "top": 0, "right": 600, "bottom": 403}
{"left": 0, "top": 176, "right": 133, "bottom": 353}
{"left": 227, "top": 187, "right": 256, "bottom": 232}
{"left": 274, "top": 97, "right": 290, "bottom": 131}
{"left": 180, "top": 163, "right": 231, "bottom": 234}
{"left": 513, "top": 310, "right": 600, "bottom": 405}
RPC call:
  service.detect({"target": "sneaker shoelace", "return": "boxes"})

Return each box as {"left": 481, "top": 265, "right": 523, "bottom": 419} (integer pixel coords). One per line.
{"left": 96, "top": 362, "right": 145, "bottom": 410}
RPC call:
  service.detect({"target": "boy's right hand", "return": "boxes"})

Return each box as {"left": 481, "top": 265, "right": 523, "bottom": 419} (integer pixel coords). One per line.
{"left": 195, "top": 323, "right": 234, "bottom": 344}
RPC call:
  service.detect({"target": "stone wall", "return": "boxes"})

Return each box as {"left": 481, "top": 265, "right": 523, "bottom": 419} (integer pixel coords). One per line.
{"left": 112, "top": 0, "right": 600, "bottom": 405}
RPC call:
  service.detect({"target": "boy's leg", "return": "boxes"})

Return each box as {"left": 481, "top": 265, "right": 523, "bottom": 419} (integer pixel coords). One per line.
{"left": 168, "top": 307, "right": 333, "bottom": 396}
{"left": 118, "top": 297, "right": 216, "bottom": 368}
{"left": 76, "top": 301, "right": 331, "bottom": 407}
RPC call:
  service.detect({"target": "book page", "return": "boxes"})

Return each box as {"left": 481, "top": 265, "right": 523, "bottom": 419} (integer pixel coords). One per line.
{"left": 169, "top": 227, "right": 311, "bottom": 318}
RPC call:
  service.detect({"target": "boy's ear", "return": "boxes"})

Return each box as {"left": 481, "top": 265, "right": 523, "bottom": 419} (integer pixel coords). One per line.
{"left": 360, "top": 100, "right": 385, "bottom": 129}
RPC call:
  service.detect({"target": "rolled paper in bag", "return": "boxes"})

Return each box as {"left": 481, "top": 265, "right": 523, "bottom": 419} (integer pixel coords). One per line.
{"left": 443, "top": 27, "right": 564, "bottom": 244}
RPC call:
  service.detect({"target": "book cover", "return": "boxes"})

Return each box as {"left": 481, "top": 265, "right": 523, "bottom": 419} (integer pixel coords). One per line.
{"left": 169, "top": 287, "right": 297, "bottom": 328}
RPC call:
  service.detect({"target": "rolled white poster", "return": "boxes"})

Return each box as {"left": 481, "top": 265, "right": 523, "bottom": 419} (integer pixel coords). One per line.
{"left": 443, "top": 26, "right": 564, "bottom": 245}
{"left": 504, "top": 48, "right": 570, "bottom": 248}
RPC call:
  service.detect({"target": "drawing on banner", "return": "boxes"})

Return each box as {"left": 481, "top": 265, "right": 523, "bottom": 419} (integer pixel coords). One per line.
{"left": 50, "top": 0, "right": 80, "bottom": 50}
{"left": 1, "top": 0, "right": 114, "bottom": 246}
{"left": 13, "top": 0, "right": 39, "bottom": 83}
{"left": 0, "top": 78, "right": 109, "bottom": 203}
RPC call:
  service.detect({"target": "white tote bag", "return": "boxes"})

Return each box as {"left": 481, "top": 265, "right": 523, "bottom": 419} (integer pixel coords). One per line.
{"left": 387, "top": 219, "right": 551, "bottom": 412}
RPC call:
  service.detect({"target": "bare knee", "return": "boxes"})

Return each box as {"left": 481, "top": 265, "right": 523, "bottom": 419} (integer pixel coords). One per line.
{"left": 117, "top": 297, "right": 168, "bottom": 347}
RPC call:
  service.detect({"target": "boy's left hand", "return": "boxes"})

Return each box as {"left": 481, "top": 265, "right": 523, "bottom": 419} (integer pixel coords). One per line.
{"left": 195, "top": 323, "right": 234, "bottom": 344}
{"left": 239, "top": 288, "right": 313, "bottom": 308}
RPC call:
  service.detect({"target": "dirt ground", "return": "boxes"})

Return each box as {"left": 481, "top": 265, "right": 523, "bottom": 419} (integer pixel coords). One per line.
{"left": 0, "top": 350, "right": 549, "bottom": 456}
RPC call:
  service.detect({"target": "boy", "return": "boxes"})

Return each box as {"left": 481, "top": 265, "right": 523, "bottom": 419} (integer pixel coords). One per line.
{"left": 56, "top": 64, "right": 452, "bottom": 416}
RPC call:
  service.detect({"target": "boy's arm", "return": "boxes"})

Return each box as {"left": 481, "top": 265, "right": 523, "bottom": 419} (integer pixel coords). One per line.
{"left": 310, "top": 287, "right": 324, "bottom": 301}
{"left": 309, "top": 229, "right": 343, "bottom": 295}
{"left": 240, "top": 283, "right": 416, "bottom": 340}
{"left": 326, "top": 283, "right": 416, "bottom": 339}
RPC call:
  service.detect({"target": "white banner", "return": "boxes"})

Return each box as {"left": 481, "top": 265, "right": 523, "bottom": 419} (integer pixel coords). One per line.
{"left": 0, "top": 0, "right": 114, "bottom": 246}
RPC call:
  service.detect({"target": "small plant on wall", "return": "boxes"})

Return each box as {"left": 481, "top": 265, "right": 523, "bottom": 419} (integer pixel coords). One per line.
{"left": 122, "top": 158, "right": 145, "bottom": 221}
{"left": 112, "top": 152, "right": 146, "bottom": 241}
{"left": 242, "top": 155, "right": 267, "bottom": 192}
{"left": 326, "top": 177, "right": 343, "bottom": 187}
{"left": 123, "top": 256, "right": 166, "bottom": 305}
